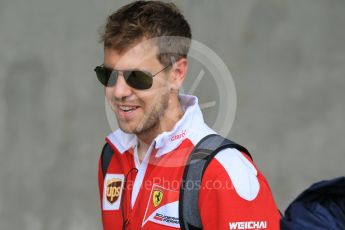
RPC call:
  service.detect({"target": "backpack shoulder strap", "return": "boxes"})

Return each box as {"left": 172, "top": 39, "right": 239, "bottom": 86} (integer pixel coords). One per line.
{"left": 179, "top": 134, "right": 252, "bottom": 230}
{"left": 101, "top": 143, "right": 114, "bottom": 179}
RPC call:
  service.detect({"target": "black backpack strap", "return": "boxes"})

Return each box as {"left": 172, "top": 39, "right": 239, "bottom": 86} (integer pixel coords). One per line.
{"left": 101, "top": 143, "right": 114, "bottom": 179}
{"left": 179, "top": 134, "right": 252, "bottom": 230}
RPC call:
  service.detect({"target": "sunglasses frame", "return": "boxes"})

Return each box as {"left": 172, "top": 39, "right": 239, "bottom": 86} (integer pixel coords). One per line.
{"left": 94, "top": 64, "right": 171, "bottom": 90}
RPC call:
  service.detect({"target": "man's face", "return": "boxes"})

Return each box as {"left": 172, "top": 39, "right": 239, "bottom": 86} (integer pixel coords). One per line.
{"left": 104, "top": 40, "right": 171, "bottom": 135}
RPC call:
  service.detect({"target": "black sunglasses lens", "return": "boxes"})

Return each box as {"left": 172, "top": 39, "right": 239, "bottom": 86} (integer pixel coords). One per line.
{"left": 125, "top": 71, "right": 153, "bottom": 90}
{"left": 95, "top": 66, "right": 153, "bottom": 89}
{"left": 95, "top": 66, "right": 117, "bottom": 86}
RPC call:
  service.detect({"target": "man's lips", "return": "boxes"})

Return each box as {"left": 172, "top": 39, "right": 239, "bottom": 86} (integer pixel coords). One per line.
{"left": 115, "top": 104, "right": 140, "bottom": 114}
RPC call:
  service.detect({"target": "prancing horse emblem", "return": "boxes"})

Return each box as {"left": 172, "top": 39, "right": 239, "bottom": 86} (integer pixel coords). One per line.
{"left": 153, "top": 189, "right": 164, "bottom": 207}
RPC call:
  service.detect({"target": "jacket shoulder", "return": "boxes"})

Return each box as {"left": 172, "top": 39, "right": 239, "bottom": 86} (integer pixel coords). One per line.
{"left": 202, "top": 148, "right": 260, "bottom": 201}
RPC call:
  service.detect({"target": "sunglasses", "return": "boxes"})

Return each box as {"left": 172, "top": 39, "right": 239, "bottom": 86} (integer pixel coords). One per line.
{"left": 94, "top": 64, "right": 171, "bottom": 90}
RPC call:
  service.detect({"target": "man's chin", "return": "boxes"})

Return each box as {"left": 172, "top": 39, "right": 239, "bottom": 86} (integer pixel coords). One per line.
{"left": 118, "top": 122, "right": 142, "bottom": 134}
{"left": 118, "top": 122, "right": 150, "bottom": 136}
{"left": 116, "top": 118, "right": 135, "bottom": 133}
{"left": 118, "top": 125, "right": 135, "bottom": 134}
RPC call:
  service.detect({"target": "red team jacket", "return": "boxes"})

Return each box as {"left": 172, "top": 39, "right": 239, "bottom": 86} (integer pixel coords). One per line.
{"left": 98, "top": 95, "right": 280, "bottom": 230}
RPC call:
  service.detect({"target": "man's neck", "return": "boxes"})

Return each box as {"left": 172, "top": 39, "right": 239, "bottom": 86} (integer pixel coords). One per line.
{"left": 136, "top": 95, "right": 184, "bottom": 162}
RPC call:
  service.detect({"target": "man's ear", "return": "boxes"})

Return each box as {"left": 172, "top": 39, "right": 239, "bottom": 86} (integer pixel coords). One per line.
{"left": 169, "top": 58, "right": 188, "bottom": 91}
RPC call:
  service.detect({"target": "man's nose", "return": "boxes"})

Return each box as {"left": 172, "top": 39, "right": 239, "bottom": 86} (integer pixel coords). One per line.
{"left": 111, "top": 73, "right": 132, "bottom": 99}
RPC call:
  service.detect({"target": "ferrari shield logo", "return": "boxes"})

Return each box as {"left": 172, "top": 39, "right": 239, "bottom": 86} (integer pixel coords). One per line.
{"left": 153, "top": 189, "right": 164, "bottom": 207}
{"left": 106, "top": 178, "right": 123, "bottom": 204}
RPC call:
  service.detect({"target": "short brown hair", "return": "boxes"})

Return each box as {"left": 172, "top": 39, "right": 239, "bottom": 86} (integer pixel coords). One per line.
{"left": 100, "top": 1, "right": 192, "bottom": 66}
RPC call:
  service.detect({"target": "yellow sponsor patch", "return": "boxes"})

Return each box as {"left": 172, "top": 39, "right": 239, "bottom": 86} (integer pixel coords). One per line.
{"left": 153, "top": 189, "right": 164, "bottom": 207}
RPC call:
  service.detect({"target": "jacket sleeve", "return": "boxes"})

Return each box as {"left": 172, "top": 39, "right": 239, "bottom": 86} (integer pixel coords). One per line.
{"left": 97, "top": 146, "right": 124, "bottom": 230}
{"left": 98, "top": 156, "right": 104, "bottom": 209}
{"left": 199, "top": 148, "right": 280, "bottom": 230}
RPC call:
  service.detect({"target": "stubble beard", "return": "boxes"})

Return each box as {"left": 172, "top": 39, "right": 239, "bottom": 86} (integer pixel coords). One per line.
{"left": 116, "top": 90, "right": 170, "bottom": 136}
{"left": 135, "top": 90, "right": 170, "bottom": 135}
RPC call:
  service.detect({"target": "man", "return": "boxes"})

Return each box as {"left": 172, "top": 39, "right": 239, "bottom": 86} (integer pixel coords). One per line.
{"left": 96, "top": 1, "right": 280, "bottom": 229}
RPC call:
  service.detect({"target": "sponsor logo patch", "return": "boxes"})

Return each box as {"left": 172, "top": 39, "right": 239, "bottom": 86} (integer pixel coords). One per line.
{"left": 142, "top": 184, "right": 180, "bottom": 228}
{"left": 102, "top": 174, "right": 124, "bottom": 210}
{"left": 229, "top": 221, "right": 267, "bottom": 230}
{"left": 153, "top": 213, "right": 179, "bottom": 225}
{"left": 106, "top": 178, "right": 122, "bottom": 204}
{"left": 153, "top": 189, "right": 164, "bottom": 207}
{"left": 170, "top": 129, "right": 187, "bottom": 141}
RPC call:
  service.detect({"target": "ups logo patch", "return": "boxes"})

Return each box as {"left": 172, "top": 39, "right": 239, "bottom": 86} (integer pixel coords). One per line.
{"left": 106, "top": 178, "right": 122, "bottom": 204}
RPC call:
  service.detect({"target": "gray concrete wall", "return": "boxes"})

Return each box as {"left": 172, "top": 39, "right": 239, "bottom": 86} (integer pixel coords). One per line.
{"left": 0, "top": 0, "right": 344, "bottom": 229}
